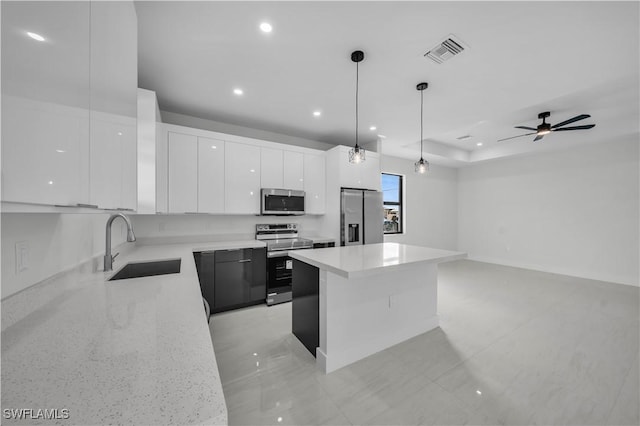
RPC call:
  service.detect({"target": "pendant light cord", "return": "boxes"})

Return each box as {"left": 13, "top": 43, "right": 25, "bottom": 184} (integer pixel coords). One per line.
{"left": 420, "top": 88, "right": 424, "bottom": 160}
{"left": 355, "top": 60, "right": 359, "bottom": 149}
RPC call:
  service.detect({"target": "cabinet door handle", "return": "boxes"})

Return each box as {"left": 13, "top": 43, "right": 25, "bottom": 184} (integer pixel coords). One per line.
{"left": 116, "top": 207, "right": 135, "bottom": 211}
{"left": 238, "top": 259, "right": 252, "bottom": 263}
{"left": 76, "top": 203, "right": 99, "bottom": 209}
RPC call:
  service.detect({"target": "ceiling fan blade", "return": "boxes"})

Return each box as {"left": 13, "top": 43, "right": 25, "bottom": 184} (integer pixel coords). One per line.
{"left": 514, "top": 126, "right": 537, "bottom": 131}
{"left": 553, "top": 124, "right": 596, "bottom": 131}
{"left": 551, "top": 114, "right": 590, "bottom": 129}
{"left": 497, "top": 132, "right": 536, "bottom": 142}
{"left": 533, "top": 134, "right": 544, "bottom": 142}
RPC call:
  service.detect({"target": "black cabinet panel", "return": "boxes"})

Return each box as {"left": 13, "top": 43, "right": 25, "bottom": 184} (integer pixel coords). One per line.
{"left": 194, "top": 247, "right": 267, "bottom": 314}
{"left": 292, "top": 259, "right": 319, "bottom": 357}
{"left": 250, "top": 248, "right": 266, "bottom": 302}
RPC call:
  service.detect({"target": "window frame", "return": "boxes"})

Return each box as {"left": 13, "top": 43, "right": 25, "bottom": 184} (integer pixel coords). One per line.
{"left": 382, "top": 172, "right": 404, "bottom": 235}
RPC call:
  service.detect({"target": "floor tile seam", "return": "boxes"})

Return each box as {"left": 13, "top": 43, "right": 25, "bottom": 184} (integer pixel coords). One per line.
{"left": 603, "top": 351, "right": 639, "bottom": 426}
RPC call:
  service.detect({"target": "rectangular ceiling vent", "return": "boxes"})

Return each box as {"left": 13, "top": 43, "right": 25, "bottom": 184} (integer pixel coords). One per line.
{"left": 425, "top": 35, "right": 467, "bottom": 64}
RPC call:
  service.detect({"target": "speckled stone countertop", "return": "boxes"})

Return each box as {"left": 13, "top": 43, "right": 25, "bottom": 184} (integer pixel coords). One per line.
{"left": 1, "top": 239, "right": 265, "bottom": 425}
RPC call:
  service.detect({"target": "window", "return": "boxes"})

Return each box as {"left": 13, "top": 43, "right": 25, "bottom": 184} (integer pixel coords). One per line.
{"left": 382, "top": 173, "right": 403, "bottom": 234}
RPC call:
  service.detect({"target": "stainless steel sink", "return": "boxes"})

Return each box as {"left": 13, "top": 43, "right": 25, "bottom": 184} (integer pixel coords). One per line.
{"left": 109, "top": 259, "right": 181, "bottom": 281}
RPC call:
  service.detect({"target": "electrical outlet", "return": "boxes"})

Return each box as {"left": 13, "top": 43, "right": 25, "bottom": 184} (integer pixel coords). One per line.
{"left": 15, "top": 241, "right": 30, "bottom": 274}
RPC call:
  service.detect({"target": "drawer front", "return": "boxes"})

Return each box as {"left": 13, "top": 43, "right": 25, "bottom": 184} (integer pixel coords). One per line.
{"left": 214, "top": 248, "right": 253, "bottom": 263}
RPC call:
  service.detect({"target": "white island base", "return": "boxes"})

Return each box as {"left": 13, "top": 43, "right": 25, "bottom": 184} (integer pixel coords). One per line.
{"left": 289, "top": 243, "right": 466, "bottom": 374}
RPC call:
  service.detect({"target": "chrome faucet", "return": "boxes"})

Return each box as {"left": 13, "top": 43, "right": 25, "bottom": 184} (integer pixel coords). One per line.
{"left": 104, "top": 213, "right": 136, "bottom": 272}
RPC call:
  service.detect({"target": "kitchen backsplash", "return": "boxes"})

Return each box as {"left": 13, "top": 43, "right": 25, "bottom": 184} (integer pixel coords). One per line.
{"left": 131, "top": 214, "right": 325, "bottom": 240}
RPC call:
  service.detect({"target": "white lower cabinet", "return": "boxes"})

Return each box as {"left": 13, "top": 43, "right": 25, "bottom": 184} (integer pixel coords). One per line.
{"left": 303, "top": 153, "right": 325, "bottom": 214}
{"left": 283, "top": 151, "right": 304, "bottom": 190}
{"left": 198, "top": 137, "right": 225, "bottom": 213}
{"left": 167, "top": 131, "right": 198, "bottom": 213}
{"left": 225, "top": 142, "right": 261, "bottom": 214}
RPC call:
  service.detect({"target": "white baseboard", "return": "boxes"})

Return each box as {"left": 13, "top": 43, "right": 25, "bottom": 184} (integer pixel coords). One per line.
{"left": 466, "top": 255, "right": 638, "bottom": 287}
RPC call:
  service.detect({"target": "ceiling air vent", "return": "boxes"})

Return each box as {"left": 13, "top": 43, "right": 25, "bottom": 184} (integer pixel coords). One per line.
{"left": 425, "top": 35, "right": 467, "bottom": 64}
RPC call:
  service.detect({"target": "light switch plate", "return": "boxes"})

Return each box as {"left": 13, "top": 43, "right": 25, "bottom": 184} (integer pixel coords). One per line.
{"left": 15, "top": 241, "right": 30, "bottom": 274}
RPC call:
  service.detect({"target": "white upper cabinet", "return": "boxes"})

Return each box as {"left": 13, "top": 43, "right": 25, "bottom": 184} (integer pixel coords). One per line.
{"left": 89, "top": 115, "right": 136, "bottom": 210}
{"left": 260, "top": 147, "right": 283, "bottom": 188}
{"left": 283, "top": 151, "right": 304, "bottom": 190}
{"left": 225, "top": 142, "right": 261, "bottom": 214}
{"left": 1, "top": 1, "right": 91, "bottom": 207}
{"left": 168, "top": 132, "right": 198, "bottom": 213}
{"left": 1, "top": 1, "right": 138, "bottom": 211}
{"left": 156, "top": 123, "right": 327, "bottom": 215}
{"left": 198, "top": 137, "right": 225, "bottom": 213}
{"left": 89, "top": 0, "right": 137, "bottom": 211}
{"left": 303, "top": 153, "right": 326, "bottom": 215}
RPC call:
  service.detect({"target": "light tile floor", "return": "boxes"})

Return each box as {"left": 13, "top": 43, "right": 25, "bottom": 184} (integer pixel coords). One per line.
{"left": 209, "top": 260, "right": 639, "bottom": 425}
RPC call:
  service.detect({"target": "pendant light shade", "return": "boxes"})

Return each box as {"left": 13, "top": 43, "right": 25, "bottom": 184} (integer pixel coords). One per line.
{"left": 415, "top": 82, "right": 429, "bottom": 173}
{"left": 349, "top": 50, "right": 366, "bottom": 164}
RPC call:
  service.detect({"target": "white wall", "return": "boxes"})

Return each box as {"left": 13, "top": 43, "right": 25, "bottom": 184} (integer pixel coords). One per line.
{"left": 381, "top": 155, "right": 458, "bottom": 250}
{"left": 1, "top": 213, "right": 128, "bottom": 298}
{"left": 458, "top": 136, "right": 639, "bottom": 286}
{"left": 130, "top": 214, "right": 324, "bottom": 241}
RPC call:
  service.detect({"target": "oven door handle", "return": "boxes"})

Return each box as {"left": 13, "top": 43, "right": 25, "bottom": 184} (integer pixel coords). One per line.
{"left": 267, "top": 251, "right": 290, "bottom": 258}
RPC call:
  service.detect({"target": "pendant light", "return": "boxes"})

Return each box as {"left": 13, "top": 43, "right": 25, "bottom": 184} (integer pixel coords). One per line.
{"left": 415, "top": 82, "right": 429, "bottom": 173}
{"left": 348, "top": 50, "right": 365, "bottom": 164}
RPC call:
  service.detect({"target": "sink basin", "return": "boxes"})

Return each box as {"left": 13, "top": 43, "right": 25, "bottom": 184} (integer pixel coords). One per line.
{"left": 109, "top": 259, "right": 181, "bottom": 281}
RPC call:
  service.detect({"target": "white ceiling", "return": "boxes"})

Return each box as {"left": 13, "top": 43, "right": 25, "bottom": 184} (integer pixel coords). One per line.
{"left": 135, "top": 1, "right": 639, "bottom": 166}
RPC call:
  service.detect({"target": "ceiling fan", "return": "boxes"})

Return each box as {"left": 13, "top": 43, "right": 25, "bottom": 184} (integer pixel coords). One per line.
{"left": 498, "top": 111, "right": 596, "bottom": 142}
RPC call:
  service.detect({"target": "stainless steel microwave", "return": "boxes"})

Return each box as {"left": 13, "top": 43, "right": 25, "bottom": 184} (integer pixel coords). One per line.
{"left": 261, "top": 189, "right": 305, "bottom": 215}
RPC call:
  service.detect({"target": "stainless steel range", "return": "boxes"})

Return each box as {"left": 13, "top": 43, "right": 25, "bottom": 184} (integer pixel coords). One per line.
{"left": 256, "top": 223, "right": 313, "bottom": 305}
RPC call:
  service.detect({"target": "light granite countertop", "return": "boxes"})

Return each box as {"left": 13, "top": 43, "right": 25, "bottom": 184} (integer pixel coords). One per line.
{"left": 1, "top": 239, "right": 265, "bottom": 425}
{"left": 289, "top": 242, "right": 467, "bottom": 279}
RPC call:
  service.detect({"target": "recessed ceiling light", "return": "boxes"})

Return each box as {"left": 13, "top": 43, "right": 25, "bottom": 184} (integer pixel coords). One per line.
{"left": 259, "top": 22, "right": 273, "bottom": 33}
{"left": 117, "top": 132, "right": 123, "bottom": 136}
{"left": 27, "top": 31, "right": 45, "bottom": 42}
{"left": 313, "top": 111, "right": 321, "bottom": 117}
{"left": 369, "top": 126, "right": 377, "bottom": 131}
{"left": 233, "top": 88, "right": 243, "bottom": 95}
{"left": 377, "top": 134, "right": 387, "bottom": 139}
{"left": 211, "top": 145, "right": 217, "bottom": 149}
{"left": 476, "top": 142, "right": 483, "bottom": 146}
{"left": 48, "top": 180, "right": 53, "bottom": 185}
{"left": 55, "top": 149, "right": 65, "bottom": 153}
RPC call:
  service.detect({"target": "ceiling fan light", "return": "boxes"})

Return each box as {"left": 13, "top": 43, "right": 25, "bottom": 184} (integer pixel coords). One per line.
{"left": 538, "top": 129, "right": 551, "bottom": 135}
{"left": 415, "top": 158, "right": 429, "bottom": 173}
{"left": 349, "top": 145, "right": 365, "bottom": 164}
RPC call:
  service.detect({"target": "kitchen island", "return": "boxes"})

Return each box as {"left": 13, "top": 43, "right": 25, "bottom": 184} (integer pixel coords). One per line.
{"left": 289, "top": 243, "right": 466, "bottom": 373}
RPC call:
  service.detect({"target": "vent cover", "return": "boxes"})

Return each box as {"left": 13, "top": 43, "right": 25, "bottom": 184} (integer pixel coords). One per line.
{"left": 425, "top": 35, "right": 467, "bottom": 64}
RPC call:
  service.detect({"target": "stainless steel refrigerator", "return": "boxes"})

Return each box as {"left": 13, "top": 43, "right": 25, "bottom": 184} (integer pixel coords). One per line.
{"left": 341, "top": 188, "right": 384, "bottom": 246}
